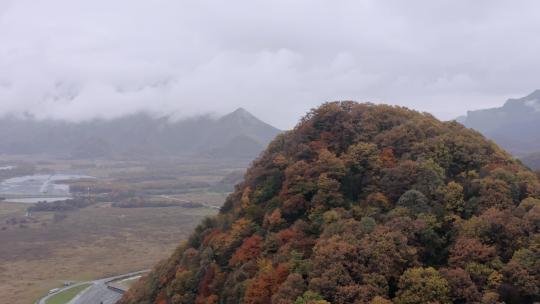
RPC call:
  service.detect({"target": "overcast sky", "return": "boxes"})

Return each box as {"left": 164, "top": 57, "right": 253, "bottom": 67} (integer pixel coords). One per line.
{"left": 1, "top": 0, "right": 539, "bottom": 129}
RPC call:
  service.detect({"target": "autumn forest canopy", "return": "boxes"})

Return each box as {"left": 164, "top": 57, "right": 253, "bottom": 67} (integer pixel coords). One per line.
{"left": 120, "top": 102, "right": 540, "bottom": 304}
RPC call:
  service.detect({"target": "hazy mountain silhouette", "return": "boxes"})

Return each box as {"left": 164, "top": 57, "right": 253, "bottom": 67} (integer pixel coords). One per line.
{"left": 0, "top": 108, "right": 281, "bottom": 160}
{"left": 521, "top": 152, "right": 540, "bottom": 170}
{"left": 459, "top": 90, "right": 540, "bottom": 168}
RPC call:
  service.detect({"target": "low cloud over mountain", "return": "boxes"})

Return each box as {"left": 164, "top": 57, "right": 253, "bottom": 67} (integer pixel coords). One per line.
{"left": 3, "top": 1, "right": 540, "bottom": 128}
{"left": 0, "top": 108, "right": 280, "bottom": 160}
{"left": 459, "top": 90, "right": 540, "bottom": 169}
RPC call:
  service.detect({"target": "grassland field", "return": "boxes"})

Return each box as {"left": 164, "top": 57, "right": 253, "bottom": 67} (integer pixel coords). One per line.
{"left": 0, "top": 157, "right": 243, "bottom": 304}
{"left": 45, "top": 283, "right": 92, "bottom": 304}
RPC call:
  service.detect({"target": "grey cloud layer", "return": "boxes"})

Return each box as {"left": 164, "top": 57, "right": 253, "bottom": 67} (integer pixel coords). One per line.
{"left": 1, "top": 0, "right": 539, "bottom": 128}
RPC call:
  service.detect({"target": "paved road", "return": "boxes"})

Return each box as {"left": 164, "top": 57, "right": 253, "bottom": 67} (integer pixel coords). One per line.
{"left": 37, "top": 271, "right": 148, "bottom": 304}
{"left": 67, "top": 279, "right": 121, "bottom": 304}
{"left": 37, "top": 282, "right": 90, "bottom": 304}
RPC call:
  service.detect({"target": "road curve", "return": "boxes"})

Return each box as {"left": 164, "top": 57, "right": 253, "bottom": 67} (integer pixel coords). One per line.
{"left": 36, "top": 270, "right": 148, "bottom": 304}
{"left": 67, "top": 280, "right": 121, "bottom": 304}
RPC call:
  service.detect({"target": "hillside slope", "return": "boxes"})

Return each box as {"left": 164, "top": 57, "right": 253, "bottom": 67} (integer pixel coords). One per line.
{"left": 0, "top": 108, "right": 280, "bottom": 160}
{"left": 121, "top": 102, "right": 540, "bottom": 304}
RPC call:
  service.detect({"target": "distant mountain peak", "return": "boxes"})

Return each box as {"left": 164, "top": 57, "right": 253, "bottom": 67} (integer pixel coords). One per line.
{"left": 220, "top": 108, "right": 280, "bottom": 131}
{"left": 504, "top": 89, "right": 540, "bottom": 111}
{"left": 523, "top": 90, "right": 540, "bottom": 110}
{"left": 223, "top": 107, "right": 257, "bottom": 120}
{"left": 525, "top": 89, "right": 540, "bottom": 99}
{"left": 0, "top": 108, "right": 281, "bottom": 160}
{"left": 461, "top": 89, "right": 540, "bottom": 156}
{"left": 232, "top": 107, "right": 250, "bottom": 114}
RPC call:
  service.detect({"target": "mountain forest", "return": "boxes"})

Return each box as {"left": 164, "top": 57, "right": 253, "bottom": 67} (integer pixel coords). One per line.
{"left": 119, "top": 102, "right": 540, "bottom": 304}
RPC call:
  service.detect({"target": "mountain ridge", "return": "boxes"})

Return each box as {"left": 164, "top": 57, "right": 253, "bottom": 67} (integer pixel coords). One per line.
{"left": 460, "top": 90, "right": 540, "bottom": 158}
{"left": 458, "top": 90, "right": 540, "bottom": 170}
{"left": 0, "top": 108, "right": 281, "bottom": 160}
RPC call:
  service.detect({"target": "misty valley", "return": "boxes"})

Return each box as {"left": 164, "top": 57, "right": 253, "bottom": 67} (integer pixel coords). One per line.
{"left": 0, "top": 173, "right": 90, "bottom": 203}
{"left": 1, "top": 95, "right": 540, "bottom": 304}
{"left": 0, "top": 108, "right": 280, "bottom": 304}
{"left": 0, "top": 156, "right": 240, "bottom": 303}
{"left": 2, "top": 3, "right": 540, "bottom": 303}
{"left": 0, "top": 96, "right": 539, "bottom": 304}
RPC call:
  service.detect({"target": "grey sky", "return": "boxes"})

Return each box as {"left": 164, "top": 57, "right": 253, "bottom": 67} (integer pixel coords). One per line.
{"left": 1, "top": 0, "right": 539, "bottom": 129}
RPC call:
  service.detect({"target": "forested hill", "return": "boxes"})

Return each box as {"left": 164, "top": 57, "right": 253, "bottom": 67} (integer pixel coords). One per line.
{"left": 0, "top": 108, "right": 280, "bottom": 160}
{"left": 120, "top": 102, "right": 540, "bottom": 304}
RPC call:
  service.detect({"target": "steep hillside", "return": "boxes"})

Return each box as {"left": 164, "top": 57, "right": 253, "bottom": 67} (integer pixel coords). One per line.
{"left": 121, "top": 102, "right": 540, "bottom": 304}
{"left": 0, "top": 108, "right": 280, "bottom": 160}
{"left": 460, "top": 90, "right": 540, "bottom": 158}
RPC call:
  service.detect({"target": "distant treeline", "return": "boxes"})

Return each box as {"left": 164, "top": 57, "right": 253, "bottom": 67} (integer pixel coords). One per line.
{"left": 0, "top": 163, "right": 35, "bottom": 180}
{"left": 112, "top": 197, "right": 203, "bottom": 208}
{"left": 69, "top": 180, "right": 211, "bottom": 196}
{"left": 28, "top": 197, "right": 96, "bottom": 212}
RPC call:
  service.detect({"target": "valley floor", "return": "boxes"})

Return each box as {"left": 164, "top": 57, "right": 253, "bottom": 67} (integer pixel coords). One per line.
{"left": 0, "top": 157, "right": 241, "bottom": 304}
{"left": 0, "top": 201, "right": 217, "bottom": 304}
